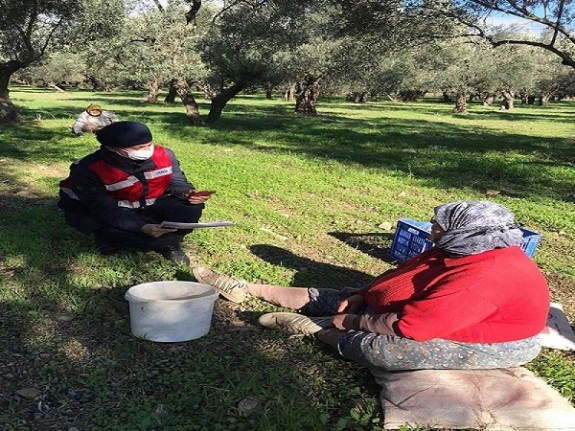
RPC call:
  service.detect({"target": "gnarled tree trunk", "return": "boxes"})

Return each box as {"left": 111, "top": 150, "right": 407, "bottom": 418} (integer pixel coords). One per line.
{"left": 0, "top": 60, "right": 23, "bottom": 123}
{"left": 164, "top": 78, "right": 177, "bottom": 103}
{"left": 295, "top": 74, "right": 319, "bottom": 115}
{"left": 501, "top": 91, "right": 515, "bottom": 110}
{"left": 206, "top": 83, "right": 245, "bottom": 124}
{"left": 399, "top": 90, "right": 424, "bottom": 102}
{"left": 146, "top": 78, "right": 160, "bottom": 103}
{"left": 174, "top": 78, "right": 202, "bottom": 125}
{"left": 539, "top": 92, "right": 553, "bottom": 107}
{"left": 452, "top": 92, "right": 467, "bottom": 113}
{"left": 346, "top": 92, "right": 369, "bottom": 103}
{"left": 483, "top": 94, "right": 496, "bottom": 106}
{"left": 88, "top": 75, "right": 111, "bottom": 92}
{"left": 283, "top": 83, "right": 296, "bottom": 101}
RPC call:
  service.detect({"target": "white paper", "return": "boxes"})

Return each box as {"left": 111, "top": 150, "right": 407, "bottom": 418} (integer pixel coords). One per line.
{"left": 160, "top": 220, "right": 235, "bottom": 229}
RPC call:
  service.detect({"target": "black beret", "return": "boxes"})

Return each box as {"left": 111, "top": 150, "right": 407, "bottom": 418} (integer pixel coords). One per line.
{"left": 96, "top": 121, "right": 153, "bottom": 148}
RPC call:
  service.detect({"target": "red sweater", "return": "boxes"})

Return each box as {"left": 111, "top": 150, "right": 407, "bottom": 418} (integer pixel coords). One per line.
{"left": 354, "top": 246, "right": 549, "bottom": 343}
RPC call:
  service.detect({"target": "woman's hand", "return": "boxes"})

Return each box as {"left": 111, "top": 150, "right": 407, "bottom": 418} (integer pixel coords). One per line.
{"left": 332, "top": 314, "right": 358, "bottom": 331}
{"left": 141, "top": 224, "right": 177, "bottom": 238}
{"left": 337, "top": 294, "right": 365, "bottom": 314}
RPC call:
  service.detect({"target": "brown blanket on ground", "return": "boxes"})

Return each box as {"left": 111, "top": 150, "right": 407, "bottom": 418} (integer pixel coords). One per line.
{"left": 371, "top": 366, "right": 575, "bottom": 430}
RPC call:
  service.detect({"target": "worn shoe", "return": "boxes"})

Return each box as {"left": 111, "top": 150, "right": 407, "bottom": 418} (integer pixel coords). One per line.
{"left": 192, "top": 267, "right": 248, "bottom": 303}
{"left": 95, "top": 241, "right": 121, "bottom": 256}
{"left": 160, "top": 245, "right": 190, "bottom": 265}
{"left": 258, "top": 312, "right": 334, "bottom": 335}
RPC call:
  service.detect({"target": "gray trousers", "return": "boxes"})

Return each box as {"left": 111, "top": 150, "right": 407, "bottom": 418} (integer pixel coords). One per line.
{"left": 301, "top": 287, "right": 541, "bottom": 371}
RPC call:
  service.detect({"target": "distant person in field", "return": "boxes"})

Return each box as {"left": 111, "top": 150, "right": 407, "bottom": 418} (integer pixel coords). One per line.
{"left": 194, "top": 201, "right": 550, "bottom": 371}
{"left": 71, "top": 103, "right": 120, "bottom": 136}
{"left": 58, "top": 121, "right": 213, "bottom": 264}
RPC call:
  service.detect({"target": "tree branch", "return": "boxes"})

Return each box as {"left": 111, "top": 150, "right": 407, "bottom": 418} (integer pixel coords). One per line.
{"left": 151, "top": 0, "right": 164, "bottom": 12}
{"left": 490, "top": 38, "right": 575, "bottom": 68}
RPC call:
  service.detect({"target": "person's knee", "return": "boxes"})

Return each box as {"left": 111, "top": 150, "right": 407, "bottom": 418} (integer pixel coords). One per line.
{"left": 166, "top": 199, "right": 204, "bottom": 222}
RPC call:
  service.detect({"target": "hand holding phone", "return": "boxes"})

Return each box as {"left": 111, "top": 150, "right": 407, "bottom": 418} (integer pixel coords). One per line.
{"left": 184, "top": 189, "right": 216, "bottom": 203}
{"left": 191, "top": 190, "right": 216, "bottom": 197}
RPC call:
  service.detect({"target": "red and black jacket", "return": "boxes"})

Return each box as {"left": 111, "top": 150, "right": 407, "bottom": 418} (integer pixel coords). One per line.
{"left": 58, "top": 145, "right": 194, "bottom": 234}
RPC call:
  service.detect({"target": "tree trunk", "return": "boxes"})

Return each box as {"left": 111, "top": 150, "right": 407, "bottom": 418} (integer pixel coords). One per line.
{"left": 0, "top": 60, "right": 23, "bottom": 123}
{"left": 528, "top": 95, "right": 536, "bottom": 104}
{"left": 265, "top": 90, "right": 273, "bottom": 99}
{"left": 88, "top": 75, "right": 110, "bottom": 92}
{"left": 452, "top": 92, "right": 467, "bottom": 113}
{"left": 295, "top": 74, "right": 319, "bottom": 115}
{"left": 483, "top": 94, "right": 496, "bottom": 106}
{"left": 146, "top": 79, "right": 160, "bottom": 103}
{"left": 346, "top": 92, "right": 369, "bottom": 103}
{"left": 539, "top": 93, "right": 552, "bottom": 107}
{"left": 165, "top": 78, "right": 177, "bottom": 103}
{"left": 399, "top": 90, "right": 424, "bottom": 102}
{"left": 47, "top": 82, "right": 66, "bottom": 92}
{"left": 283, "top": 83, "right": 296, "bottom": 102}
{"left": 206, "top": 83, "right": 245, "bottom": 124}
{"left": 174, "top": 78, "right": 202, "bottom": 125}
{"left": 442, "top": 92, "right": 451, "bottom": 103}
{"left": 501, "top": 91, "right": 515, "bottom": 110}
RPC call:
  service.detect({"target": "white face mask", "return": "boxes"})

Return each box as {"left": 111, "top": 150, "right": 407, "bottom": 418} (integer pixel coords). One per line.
{"left": 124, "top": 144, "right": 154, "bottom": 160}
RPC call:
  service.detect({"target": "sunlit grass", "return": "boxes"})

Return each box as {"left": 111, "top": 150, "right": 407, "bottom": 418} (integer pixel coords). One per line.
{"left": 1, "top": 87, "right": 574, "bottom": 430}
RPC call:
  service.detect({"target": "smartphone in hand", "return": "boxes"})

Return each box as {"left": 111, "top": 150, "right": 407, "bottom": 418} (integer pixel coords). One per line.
{"left": 191, "top": 190, "right": 216, "bottom": 196}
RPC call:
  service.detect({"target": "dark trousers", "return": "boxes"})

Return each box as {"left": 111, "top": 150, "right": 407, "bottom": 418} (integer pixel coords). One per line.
{"left": 94, "top": 196, "right": 204, "bottom": 252}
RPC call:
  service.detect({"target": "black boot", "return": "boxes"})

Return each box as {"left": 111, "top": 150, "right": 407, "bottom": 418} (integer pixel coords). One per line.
{"left": 95, "top": 238, "right": 121, "bottom": 256}
{"left": 160, "top": 244, "right": 190, "bottom": 265}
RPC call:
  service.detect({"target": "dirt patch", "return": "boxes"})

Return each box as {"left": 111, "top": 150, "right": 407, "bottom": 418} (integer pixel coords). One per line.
{"left": 546, "top": 272, "right": 575, "bottom": 319}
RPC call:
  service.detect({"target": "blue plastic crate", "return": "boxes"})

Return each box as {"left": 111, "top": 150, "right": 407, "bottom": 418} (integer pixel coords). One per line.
{"left": 519, "top": 227, "right": 542, "bottom": 258}
{"left": 389, "top": 219, "right": 434, "bottom": 263}
{"left": 389, "top": 218, "right": 542, "bottom": 262}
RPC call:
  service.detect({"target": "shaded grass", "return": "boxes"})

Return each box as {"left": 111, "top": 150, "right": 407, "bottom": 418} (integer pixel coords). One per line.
{"left": 1, "top": 87, "right": 574, "bottom": 430}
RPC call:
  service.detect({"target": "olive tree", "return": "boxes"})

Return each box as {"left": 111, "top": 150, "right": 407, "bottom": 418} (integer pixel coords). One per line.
{"left": 198, "top": 0, "right": 312, "bottom": 123}
{"left": 0, "top": 0, "right": 80, "bottom": 121}
{"left": 451, "top": 1, "right": 575, "bottom": 69}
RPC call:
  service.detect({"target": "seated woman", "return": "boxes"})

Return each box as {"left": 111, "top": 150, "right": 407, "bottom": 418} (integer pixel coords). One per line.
{"left": 194, "top": 201, "right": 550, "bottom": 371}
{"left": 72, "top": 103, "right": 120, "bottom": 136}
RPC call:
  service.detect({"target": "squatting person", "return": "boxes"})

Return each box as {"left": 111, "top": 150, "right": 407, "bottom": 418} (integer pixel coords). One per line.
{"left": 59, "top": 121, "right": 212, "bottom": 264}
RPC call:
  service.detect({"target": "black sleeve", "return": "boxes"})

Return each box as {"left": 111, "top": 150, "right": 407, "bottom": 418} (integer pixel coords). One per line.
{"left": 165, "top": 148, "right": 195, "bottom": 198}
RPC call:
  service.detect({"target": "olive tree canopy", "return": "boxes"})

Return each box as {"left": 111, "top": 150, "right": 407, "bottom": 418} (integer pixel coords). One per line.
{"left": 0, "top": 0, "right": 126, "bottom": 122}
{"left": 452, "top": 0, "right": 575, "bottom": 68}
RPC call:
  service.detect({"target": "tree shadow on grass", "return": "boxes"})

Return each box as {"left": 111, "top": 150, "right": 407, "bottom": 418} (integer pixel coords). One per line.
{"left": 249, "top": 244, "right": 374, "bottom": 289}
{"left": 7, "top": 91, "right": 575, "bottom": 205}
{"left": 327, "top": 232, "right": 397, "bottom": 264}
{"left": 0, "top": 192, "right": 384, "bottom": 430}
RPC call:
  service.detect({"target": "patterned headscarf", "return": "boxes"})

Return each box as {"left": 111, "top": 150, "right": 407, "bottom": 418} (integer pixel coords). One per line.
{"left": 433, "top": 201, "right": 524, "bottom": 255}
{"left": 86, "top": 103, "right": 102, "bottom": 116}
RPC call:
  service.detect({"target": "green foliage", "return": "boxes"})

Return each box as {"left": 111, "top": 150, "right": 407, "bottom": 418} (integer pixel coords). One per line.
{"left": 16, "top": 51, "right": 86, "bottom": 85}
{"left": 199, "top": 1, "right": 312, "bottom": 89}
{"left": 0, "top": 0, "right": 80, "bottom": 64}
{"left": 450, "top": 0, "right": 575, "bottom": 69}
{"left": 69, "top": 0, "right": 126, "bottom": 48}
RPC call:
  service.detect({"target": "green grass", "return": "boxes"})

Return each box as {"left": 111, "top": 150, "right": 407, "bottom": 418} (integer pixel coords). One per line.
{"left": 1, "top": 86, "right": 574, "bottom": 430}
